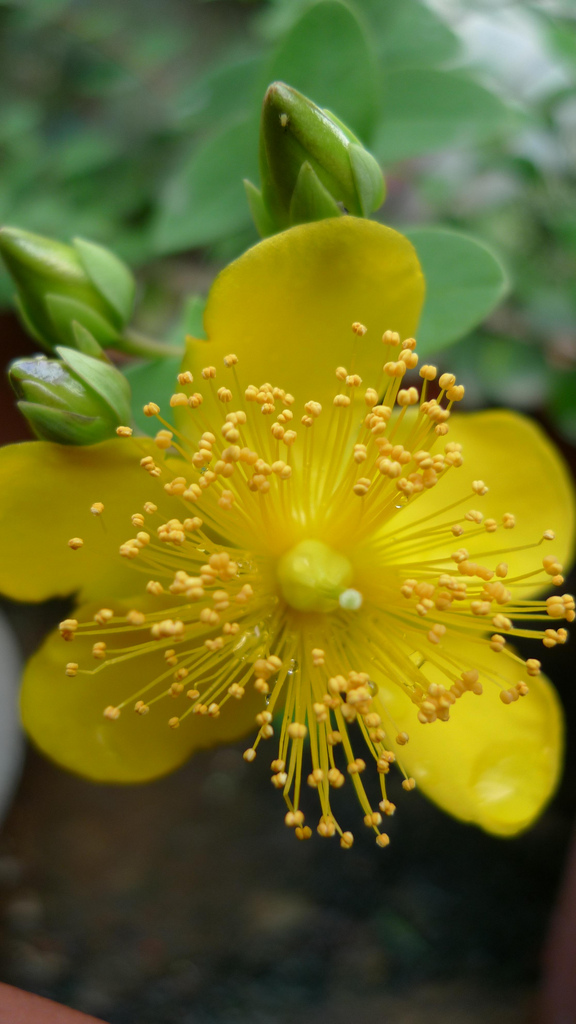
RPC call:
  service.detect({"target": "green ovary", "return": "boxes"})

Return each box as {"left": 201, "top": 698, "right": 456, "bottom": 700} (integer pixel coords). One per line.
{"left": 277, "top": 538, "right": 353, "bottom": 613}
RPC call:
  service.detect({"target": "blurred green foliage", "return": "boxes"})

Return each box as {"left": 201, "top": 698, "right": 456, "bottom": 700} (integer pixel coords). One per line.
{"left": 1, "top": 0, "right": 575, "bottom": 440}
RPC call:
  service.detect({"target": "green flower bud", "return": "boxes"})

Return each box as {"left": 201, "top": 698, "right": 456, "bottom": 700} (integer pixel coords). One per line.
{"left": 244, "top": 82, "right": 385, "bottom": 236}
{"left": 9, "top": 345, "right": 132, "bottom": 445}
{"left": 0, "top": 227, "right": 135, "bottom": 353}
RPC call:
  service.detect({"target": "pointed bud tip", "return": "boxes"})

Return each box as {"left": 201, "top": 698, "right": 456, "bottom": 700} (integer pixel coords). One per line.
{"left": 255, "top": 81, "right": 385, "bottom": 234}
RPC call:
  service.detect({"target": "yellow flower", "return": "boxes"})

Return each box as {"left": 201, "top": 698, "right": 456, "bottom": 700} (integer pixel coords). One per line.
{"left": 0, "top": 218, "right": 574, "bottom": 848}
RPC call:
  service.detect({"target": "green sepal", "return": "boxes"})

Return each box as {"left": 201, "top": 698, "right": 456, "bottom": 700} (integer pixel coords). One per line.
{"left": 57, "top": 346, "right": 132, "bottom": 425}
{"left": 46, "top": 293, "right": 121, "bottom": 349}
{"left": 14, "top": 293, "right": 53, "bottom": 351}
{"left": 71, "top": 321, "right": 107, "bottom": 361}
{"left": 17, "top": 401, "right": 116, "bottom": 445}
{"left": 289, "top": 162, "right": 344, "bottom": 225}
{"left": 243, "top": 179, "right": 279, "bottom": 238}
{"left": 348, "top": 142, "right": 386, "bottom": 215}
{"left": 73, "top": 236, "right": 135, "bottom": 326}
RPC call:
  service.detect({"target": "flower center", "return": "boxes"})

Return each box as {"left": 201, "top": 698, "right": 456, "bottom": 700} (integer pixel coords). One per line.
{"left": 277, "top": 538, "right": 356, "bottom": 613}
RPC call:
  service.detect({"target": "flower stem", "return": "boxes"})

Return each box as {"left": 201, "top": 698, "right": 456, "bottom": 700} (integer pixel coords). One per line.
{"left": 116, "top": 328, "right": 184, "bottom": 360}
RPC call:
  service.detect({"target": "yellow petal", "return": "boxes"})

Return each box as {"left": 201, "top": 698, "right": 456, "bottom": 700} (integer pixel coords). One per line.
{"left": 183, "top": 218, "right": 424, "bottom": 411}
{"left": 0, "top": 439, "right": 164, "bottom": 603}
{"left": 21, "top": 601, "right": 260, "bottom": 783}
{"left": 376, "top": 634, "right": 563, "bottom": 836}
{"left": 386, "top": 409, "right": 575, "bottom": 588}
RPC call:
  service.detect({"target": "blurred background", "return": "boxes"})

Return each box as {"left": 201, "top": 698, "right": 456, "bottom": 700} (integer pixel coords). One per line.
{"left": 0, "top": 0, "right": 575, "bottom": 1021}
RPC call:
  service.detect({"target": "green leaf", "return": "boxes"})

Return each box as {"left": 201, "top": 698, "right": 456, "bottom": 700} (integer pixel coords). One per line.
{"left": 264, "top": 1, "right": 379, "bottom": 143}
{"left": 169, "top": 294, "right": 207, "bottom": 345}
{"left": 153, "top": 118, "right": 259, "bottom": 255}
{"left": 359, "top": 0, "right": 460, "bottom": 69}
{"left": 405, "top": 227, "right": 509, "bottom": 354}
{"left": 174, "top": 55, "right": 263, "bottom": 131}
{"left": 374, "top": 69, "right": 512, "bottom": 164}
{"left": 478, "top": 336, "right": 549, "bottom": 409}
{"left": 73, "top": 237, "right": 135, "bottom": 325}
{"left": 124, "top": 357, "right": 183, "bottom": 435}
{"left": 550, "top": 370, "right": 576, "bottom": 443}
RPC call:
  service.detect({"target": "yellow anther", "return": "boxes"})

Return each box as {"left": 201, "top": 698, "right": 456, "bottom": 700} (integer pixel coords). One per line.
{"left": 439, "top": 373, "right": 456, "bottom": 390}
{"left": 543, "top": 555, "right": 563, "bottom": 576}
{"left": 397, "top": 387, "right": 419, "bottom": 406}
{"left": 223, "top": 354, "right": 238, "bottom": 367}
{"left": 543, "top": 530, "right": 556, "bottom": 541}
{"left": 335, "top": 366, "right": 347, "bottom": 381}
{"left": 503, "top": 513, "right": 516, "bottom": 529}
{"left": 340, "top": 832, "right": 354, "bottom": 849}
{"left": 168, "top": 716, "right": 180, "bottom": 729}
{"left": 116, "top": 426, "right": 133, "bottom": 437}
{"left": 201, "top": 366, "right": 216, "bottom": 379}
{"left": 92, "top": 641, "right": 106, "bottom": 659}
{"left": 90, "top": 502, "right": 104, "bottom": 515}
{"left": 472, "top": 480, "right": 489, "bottom": 495}
{"left": 383, "top": 360, "right": 406, "bottom": 378}
{"left": 317, "top": 817, "right": 336, "bottom": 838}
{"left": 364, "top": 812, "right": 382, "bottom": 827}
{"left": 402, "top": 778, "right": 416, "bottom": 791}
{"left": 382, "top": 330, "right": 400, "bottom": 345}
{"left": 351, "top": 322, "right": 367, "bottom": 336}
{"left": 295, "top": 826, "right": 312, "bottom": 841}
{"left": 396, "top": 732, "right": 409, "bottom": 745}
{"left": 134, "top": 701, "right": 149, "bottom": 715}
{"left": 353, "top": 477, "right": 372, "bottom": 496}
{"left": 94, "top": 608, "right": 113, "bottom": 625}
{"left": 217, "top": 387, "right": 233, "bottom": 403}
{"left": 150, "top": 619, "right": 185, "bottom": 639}
{"left": 287, "top": 722, "right": 307, "bottom": 740}
{"left": 399, "top": 348, "right": 418, "bottom": 368}
{"left": 447, "top": 385, "right": 465, "bottom": 401}
{"left": 169, "top": 393, "right": 188, "bottom": 408}
{"left": 177, "top": 371, "right": 194, "bottom": 385}
{"left": 155, "top": 429, "right": 173, "bottom": 450}
{"left": 376, "top": 833, "right": 391, "bottom": 848}
{"left": 465, "top": 509, "right": 484, "bottom": 524}
{"left": 419, "top": 364, "right": 437, "bottom": 380}
{"left": 68, "top": 537, "right": 84, "bottom": 550}
{"left": 65, "top": 663, "right": 78, "bottom": 677}
{"left": 334, "top": 394, "right": 351, "bottom": 407}
{"left": 103, "top": 706, "right": 120, "bottom": 720}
